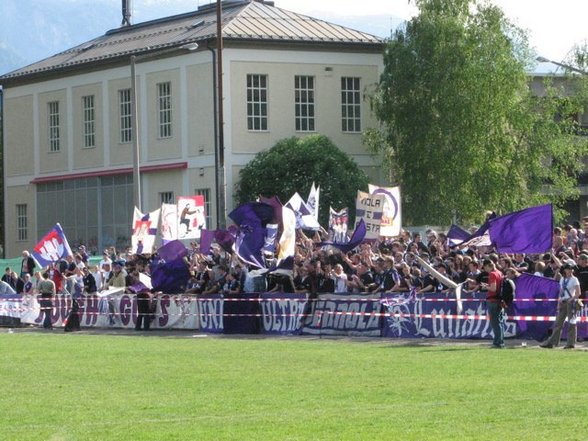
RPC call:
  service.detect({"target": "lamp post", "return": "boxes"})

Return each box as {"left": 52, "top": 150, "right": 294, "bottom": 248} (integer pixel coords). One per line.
{"left": 536, "top": 56, "right": 587, "bottom": 76}
{"left": 215, "top": 0, "right": 226, "bottom": 229}
{"left": 130, "top": 42, "right": 199, "bottom": 212}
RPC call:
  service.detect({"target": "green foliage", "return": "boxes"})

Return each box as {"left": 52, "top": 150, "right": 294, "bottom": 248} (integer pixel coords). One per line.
{"left": 368, "top": 0, "right": 588, "bottom": 225}
{"left": 235, "top": 135, "right": 369, "bottom": 226}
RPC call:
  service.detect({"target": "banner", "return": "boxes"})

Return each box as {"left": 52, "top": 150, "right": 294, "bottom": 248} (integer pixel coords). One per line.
{"left": 355, "top": 190, "right": 384, "bottom": 240}
{"left": 177, "top": 196, "right": 206, "bottom": 240}
{"left": 328, "top": 207, "right": 349, "bottom": 244}
{"left": 131, "top": 207, "right": 160, "bottom": 254}
{"left": 368, "top": 184, "right": 401, "bottom": 237}
{"left": 260, "top": 292, "right": 307, "bottom": 334}
{"left": 302, "top": 293, "right": 382, "bottom": 337}
{"left": 32, "top": 223, "right": 73, "bottom": 267}
{"left": 160, "top": 203, "right": 178, "bottom": 244}
{"left": 19, "top": 292, "right": 199, "bottom": 329}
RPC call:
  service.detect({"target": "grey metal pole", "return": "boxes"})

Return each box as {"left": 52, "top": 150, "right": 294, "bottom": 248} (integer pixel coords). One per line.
{"left": 130, "top": 54, "right": 141, "bottom": 212}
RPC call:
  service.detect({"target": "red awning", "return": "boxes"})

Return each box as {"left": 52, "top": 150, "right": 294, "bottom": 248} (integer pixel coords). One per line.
{"left": 30, "top": 162, "right": 188, "bottom": 184}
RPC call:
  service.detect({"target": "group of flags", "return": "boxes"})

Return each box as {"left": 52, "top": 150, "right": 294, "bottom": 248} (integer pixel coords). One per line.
{"left": 30, "top": 181, "right": 554, "bottom": 274}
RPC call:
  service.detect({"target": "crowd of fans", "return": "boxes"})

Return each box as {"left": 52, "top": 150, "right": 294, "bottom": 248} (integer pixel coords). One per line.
{"left": 3, "top": 222, "right": 588, "bottom": 302}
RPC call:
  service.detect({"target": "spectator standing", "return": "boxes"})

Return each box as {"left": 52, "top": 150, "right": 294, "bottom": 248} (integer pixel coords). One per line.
{"left": 481, "top": 259, "right": 505, "bottom": 348}
{"left": 37, "top": 272, "right": 56, "bottom": 330}
{"left": 541, "top": 263, "right": 581, "bottom": 349}
{"left": 18, "top": 251, "right": 36, "bottom": 293}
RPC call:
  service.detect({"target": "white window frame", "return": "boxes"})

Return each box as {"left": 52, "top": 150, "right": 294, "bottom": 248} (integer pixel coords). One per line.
{"left": 295, "top": 75, "right": 315, "bottom": 132}
{"left": 119, "top": 88, "right": 132, "bottom": 144}
{"left": 246, "top": 74, "right": 268, "bottom": 131}
{"left": 16, "top": 204, "right": 28, "bottom": 241}
{"left": 157, "top": 82, "right": 172, "bottom": 139}
{"left": 341, "top": 77, "right": 362, "bottom": 133}
{"left": 48, "top": 101, "right": 60, "bottom": 152}
{"left": 82, "top": 95, "right": 96, "bottom": 148}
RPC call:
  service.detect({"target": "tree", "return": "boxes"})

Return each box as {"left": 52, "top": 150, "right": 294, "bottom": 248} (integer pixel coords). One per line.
{"left": 367, "top": 0, "right": 588, "bottom": 225}
{"left": 235, "top": 135, "right": 369, "bottom": 227}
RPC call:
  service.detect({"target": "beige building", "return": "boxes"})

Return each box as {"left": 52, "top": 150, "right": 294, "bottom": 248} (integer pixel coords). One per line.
{"left": 0, "top": 0, "right": 386, "bottom": 256}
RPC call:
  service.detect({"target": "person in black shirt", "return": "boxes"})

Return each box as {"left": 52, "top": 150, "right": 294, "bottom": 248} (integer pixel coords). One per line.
{"left": 574, "top": 254, "right": 588, "bottom": 300}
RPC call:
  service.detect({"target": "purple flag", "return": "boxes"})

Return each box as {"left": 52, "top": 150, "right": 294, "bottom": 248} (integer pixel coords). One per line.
{"left": 229, "top": 203, "right": 274, "bottom": 269}
{"left": 447, "top": 224, "right": 471, "bottom": 247}
{"left": 512, "top": 273, "right": 559, "bottom": 340}
{"left": 150, "top": 240, "right": 190, "bottom": 293}
{"left": 489, "top": 204, "right": 552, "bottom": 253}
{"left": 259, "top": 196, "right": 283, "bottom": 226}
{"left": 320, "top": 219, "right": 367, "bottom": 253}
{"left": 216, "top": 227, "right": 237, "bottom": 253}
{"left": 200, "top": 229, "right": 215, "bottom": 255}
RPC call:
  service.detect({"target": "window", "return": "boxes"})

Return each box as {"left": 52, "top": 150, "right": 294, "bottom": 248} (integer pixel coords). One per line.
{"left": 48, "top": 101, "right": 60, "bottom": 152}
{"left": 195, "top": 188, "right": 211, "bottom": 229}
{"left": 295, "top": 76, "right": 315, "bottom": 132}
{"left": 119, "top": 88, "right": 132, "bottom": 143}
{"left": 157, "top": 82, "right": 172, "bottom": 138}
{"left": 159, "top": 191, "right": 175, "bottom": 204}
{"left": 246, "top": 74, "right": 268, "bottom": 131}
{"left": 82, "top": 95, "right": 95, "bottom": 148}
{"left": 341, "top": 77, "right": 361, "bottom": 133}
{"left": 16, "top": 204, "right": 28, "bottom": 241}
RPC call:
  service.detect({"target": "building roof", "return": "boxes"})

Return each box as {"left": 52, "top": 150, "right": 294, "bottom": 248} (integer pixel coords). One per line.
{"left": 0, "top": 0, "right": 384, "bottom": 85}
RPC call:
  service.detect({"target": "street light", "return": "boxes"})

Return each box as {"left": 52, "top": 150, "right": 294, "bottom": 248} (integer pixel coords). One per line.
{"left": 536, "top": 56, "right": 587, "bottom": 76}
{"left": 130, "top": 42, "right": 199, "bottom": 212}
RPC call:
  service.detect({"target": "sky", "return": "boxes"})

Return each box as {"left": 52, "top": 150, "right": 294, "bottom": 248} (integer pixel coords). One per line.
{"left": 0, "top": 0, "right": 587, "bottom": 75}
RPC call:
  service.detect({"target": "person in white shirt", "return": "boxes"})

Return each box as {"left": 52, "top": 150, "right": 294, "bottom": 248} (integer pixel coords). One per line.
{"left": 332, "top": 264, "right": 348, "bottom": 294}
{"left": 540, "top": 263, "right": 582, "bottom": 349}
{"left": 98, "top": 251, "right": 112, "bottom": 290}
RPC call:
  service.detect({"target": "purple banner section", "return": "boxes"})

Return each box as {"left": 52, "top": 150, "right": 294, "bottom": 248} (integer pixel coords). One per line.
{"left": 382, "top": 294, "right": 509, "bottom": 339}
{"left": 260, "top": 292, "right": 307, "bottom": 335}
{"left": 197, "top": 294, "right": 224, "bottom": 333}
{"left": 4, "top": 285, "right": 588, "bottom": 341}
{"left": 302, "top": 294, "right": 382, "bottom": 337}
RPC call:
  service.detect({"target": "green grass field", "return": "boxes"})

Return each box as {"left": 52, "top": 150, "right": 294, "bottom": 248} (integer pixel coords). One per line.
{"left": 0, "top": 330, "right": 586, "bottom": 441}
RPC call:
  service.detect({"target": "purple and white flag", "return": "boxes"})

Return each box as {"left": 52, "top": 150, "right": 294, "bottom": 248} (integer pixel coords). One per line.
{"left": 286, "top": 192, "right": 321, "bottom": 230}
{"left": 356, "top": 190, "right": 384, "bottom": 240}
{"left": 462, "top": 204, "right": 552, "bottom": 253}
{"left": 368, "top": 184, "right": 401, "bottom": 237}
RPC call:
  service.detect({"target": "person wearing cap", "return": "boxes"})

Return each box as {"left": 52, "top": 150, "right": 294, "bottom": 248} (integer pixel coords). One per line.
{"left": 481, "top": 258, "right": 505, "bottom": 348}
{"left": 540, "top": 263, "right": 582, "bottom": 349}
